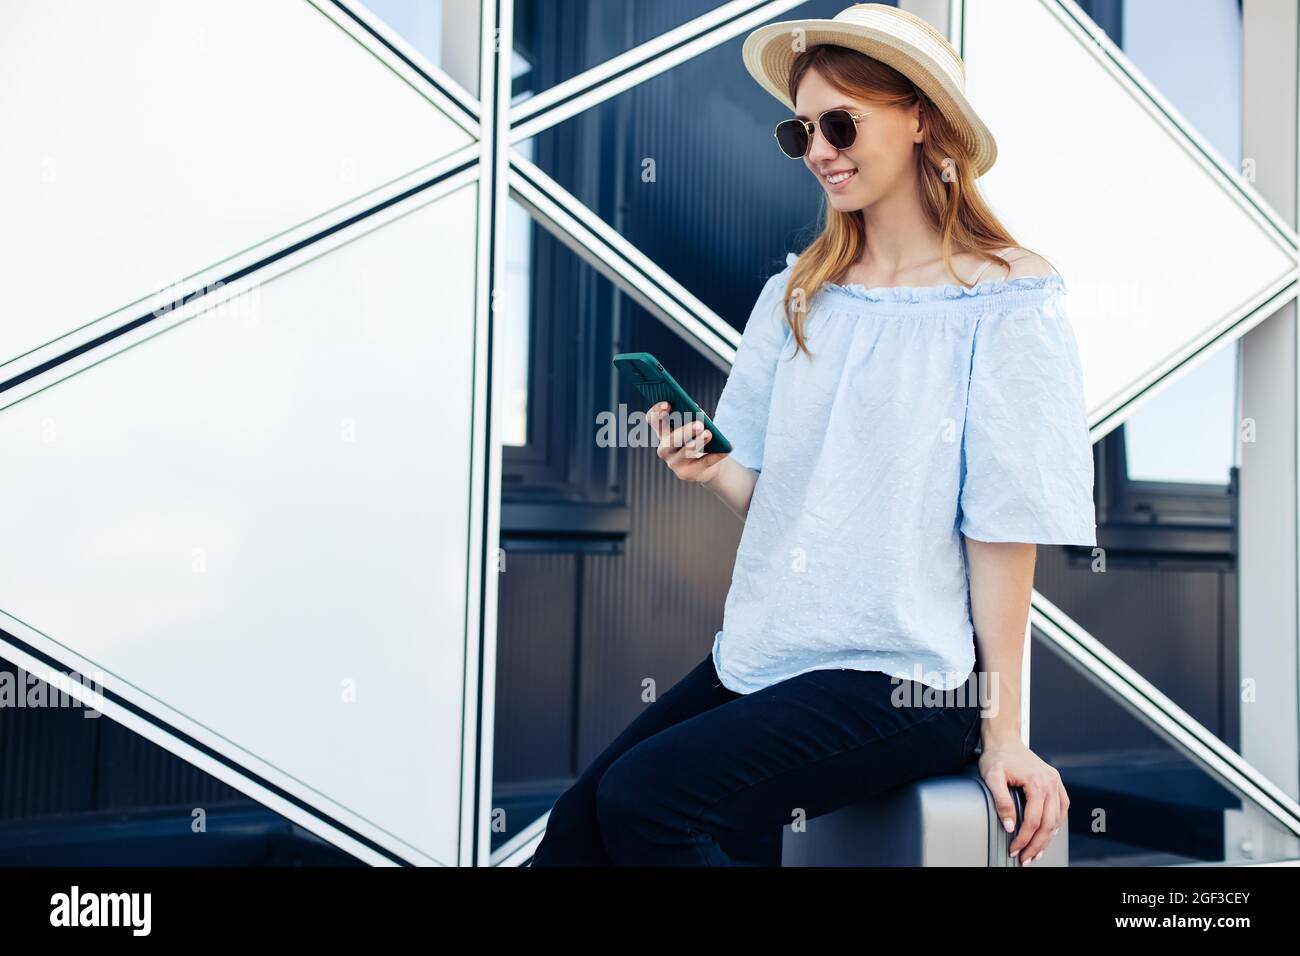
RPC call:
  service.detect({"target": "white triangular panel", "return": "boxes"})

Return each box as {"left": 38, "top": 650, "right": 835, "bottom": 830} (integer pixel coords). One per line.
{"left": 0, "top": 184, "right": 478, "bottom": 865}
{"left": 964, "top": 0, "right": 1295, "bottom": 420}
{"left": 0, "top": 0, "right": 474, "bottom": 371}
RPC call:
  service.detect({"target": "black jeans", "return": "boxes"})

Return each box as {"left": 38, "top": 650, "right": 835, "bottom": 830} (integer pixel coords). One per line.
{"left": 530, "top": 650, "right": 983, "bottom": 866}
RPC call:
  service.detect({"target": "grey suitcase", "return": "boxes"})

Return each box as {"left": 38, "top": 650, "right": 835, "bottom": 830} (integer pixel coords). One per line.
{"left": 781, "top": 756, "right": 1068, "bottom": 866}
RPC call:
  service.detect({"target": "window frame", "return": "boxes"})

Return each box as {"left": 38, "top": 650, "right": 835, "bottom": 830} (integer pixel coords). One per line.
{"left": 1094, "top": 424, "right": 1236, "bottom": 558}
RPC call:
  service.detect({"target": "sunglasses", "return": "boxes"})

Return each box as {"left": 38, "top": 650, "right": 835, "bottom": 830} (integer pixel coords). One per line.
{"left": 773, "top": 108, "right": 873, "bottom": 159}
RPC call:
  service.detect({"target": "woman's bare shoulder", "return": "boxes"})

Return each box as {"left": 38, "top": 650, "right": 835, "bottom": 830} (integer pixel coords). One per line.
{"left": 984, "top": 246, "right": 1057, "bottom": 280}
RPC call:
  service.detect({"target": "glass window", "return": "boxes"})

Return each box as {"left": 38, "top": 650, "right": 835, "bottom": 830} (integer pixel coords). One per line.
{"left": 1124, "top": 347, "right": 1237, "bottom": 483}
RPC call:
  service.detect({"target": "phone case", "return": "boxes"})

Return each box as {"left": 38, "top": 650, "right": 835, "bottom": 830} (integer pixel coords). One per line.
{"left": 612, "top": 351, "right": 733, "bottom": 455}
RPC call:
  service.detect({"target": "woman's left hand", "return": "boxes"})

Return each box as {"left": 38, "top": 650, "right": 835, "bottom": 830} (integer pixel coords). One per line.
{"left": 978, "top": 738, "right": 1069, "bottom": 865}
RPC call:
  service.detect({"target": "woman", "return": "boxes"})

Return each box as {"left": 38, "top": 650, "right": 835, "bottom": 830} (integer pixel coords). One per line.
{"left": 531, "top": 3, "right": 1094, "bottom": 867}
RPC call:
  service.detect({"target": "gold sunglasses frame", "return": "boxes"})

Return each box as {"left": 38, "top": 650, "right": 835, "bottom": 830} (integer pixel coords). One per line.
{"left": 773, "top": 109, "right": 874, "bottom": 159}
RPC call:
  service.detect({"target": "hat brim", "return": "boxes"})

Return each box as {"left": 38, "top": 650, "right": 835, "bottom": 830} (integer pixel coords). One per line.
{"left": 742, "top": 18, "right": 997, "bottom": 178}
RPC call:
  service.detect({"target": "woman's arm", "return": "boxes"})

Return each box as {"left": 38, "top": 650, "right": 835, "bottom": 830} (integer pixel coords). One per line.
{"left": 966, "top": 537, "right": 1034, "bottom": 747}
{"left": 646, "top": 402, "right": 759, "bottom": 520}
{"left": 701, "top": 456, "right": 760, "bottom": 520}
{"left": 964, "top": 536, "right": 1070, "bottom": 865}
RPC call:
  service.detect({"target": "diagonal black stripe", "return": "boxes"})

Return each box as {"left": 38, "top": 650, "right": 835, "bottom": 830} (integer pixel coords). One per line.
{"left": 0, "top": 158, "right": 475, "bottom": 398}
{"left": 0, "top": 627, "right": 418, "bottom": 866}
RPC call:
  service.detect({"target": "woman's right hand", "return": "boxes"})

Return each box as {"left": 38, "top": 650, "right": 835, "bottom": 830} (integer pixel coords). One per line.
{"left": 647, "top": 402, "right": 727, "bottom": 484}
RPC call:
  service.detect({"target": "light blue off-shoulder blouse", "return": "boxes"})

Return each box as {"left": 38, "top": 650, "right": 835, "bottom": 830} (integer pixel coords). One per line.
{"left": 710, "top": 251, "right": 1097, "bottom": 695}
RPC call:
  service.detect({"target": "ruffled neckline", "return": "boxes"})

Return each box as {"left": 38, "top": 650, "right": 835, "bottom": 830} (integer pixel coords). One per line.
{"left": 783, "top": 251, "right": 1066, "bottom": 302}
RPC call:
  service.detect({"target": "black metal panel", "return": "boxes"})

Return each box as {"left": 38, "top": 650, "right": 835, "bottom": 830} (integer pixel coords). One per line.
{"left": 0, "top": 661, "right": 99, "bottom": 819}
{"left": 0, "top": 806, "right": 358, "bottom": 866}
{"left": 0, "top": 659, "right": 249, "bottom": 822}
{"left": 0, "top": 660, "right": 360, "bottom": 864}
{"left": 1030, "top": 547, "right": 1240, "bottom": 860}
{"left": 1034, "top": 543, "right": 1238, "bottom": 753}
{"left": 94, "top": 718, "right": 244, "bottom": 811}
{"left": 492, "top": 552, "right": 580, "bottom": 786}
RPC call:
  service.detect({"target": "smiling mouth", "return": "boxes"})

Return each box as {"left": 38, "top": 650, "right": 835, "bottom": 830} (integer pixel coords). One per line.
{"left": 824, "top": 169, "right": 857, "bottom": 185}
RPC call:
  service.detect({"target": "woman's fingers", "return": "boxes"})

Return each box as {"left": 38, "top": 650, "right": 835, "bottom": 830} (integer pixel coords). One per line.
{"left": 682, "top": 428, "right": 712, "bottom": 457}
{"left": 1014, "top": 780, "right": 1047, "bottom": 862}
{"left": 1011, "top": 778, "right": 1046, "bottom": 860}
{"left": 646, "top": 403, "right": 724, "bottom": 479}
{"left": 656, "top": 417, "right": 706, "bottom": 460}
{"left": 647, "top": 402, "right": 670, "bottom": 440}
{"left": 664, "top": 436, "right": 709, "bottom": 469}
{"left": 984, "top": 747, "right": 1068, "bottom": 865}
{"left": 984, "top": 766, "right": 1018, "bottom": 841}
{"left": 1029, "top": 788, "right": 1062, "bottom": 864}
{"left": 1022, "top": 774, "right": 1066, "bottom": 865}
{"left": 1012, "top": 771, "right": 1067, "bottom": 864}
{"left": 657, "top": 420, "right": 690, "bottom": 459}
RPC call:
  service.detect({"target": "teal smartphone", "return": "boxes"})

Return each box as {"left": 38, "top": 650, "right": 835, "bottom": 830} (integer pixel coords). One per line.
{"left": 612, "top": 351, "right": 733, "bottom": 455}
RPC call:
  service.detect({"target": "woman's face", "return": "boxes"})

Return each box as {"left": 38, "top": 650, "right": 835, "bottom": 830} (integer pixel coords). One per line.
{"left": 791, "top": 68, "right": 922, "bottom": 212}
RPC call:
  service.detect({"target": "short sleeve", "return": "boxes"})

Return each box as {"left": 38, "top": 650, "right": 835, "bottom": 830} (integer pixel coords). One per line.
{"left": 958, "top": 281, "right": 1097, "bottom": 546}
{"left": 711, "top": 259, "right": 794, "bottom": 472}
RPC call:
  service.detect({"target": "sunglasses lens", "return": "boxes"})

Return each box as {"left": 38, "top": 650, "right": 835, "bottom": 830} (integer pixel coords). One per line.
{"left": 820, "top": 110, "right": 858, "bottom": 150}
{"left": 775, "top": 120, "right": 808, "bottom": 158}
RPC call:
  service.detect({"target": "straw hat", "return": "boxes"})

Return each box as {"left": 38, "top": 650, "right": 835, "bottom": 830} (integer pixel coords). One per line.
{"left": 741, "top": 2, "right": 998, "bottom": 178}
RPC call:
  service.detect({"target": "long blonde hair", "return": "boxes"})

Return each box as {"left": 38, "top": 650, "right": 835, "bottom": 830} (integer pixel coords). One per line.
{"left": 781, "top": 44, "right": 1042, "bottom": 357}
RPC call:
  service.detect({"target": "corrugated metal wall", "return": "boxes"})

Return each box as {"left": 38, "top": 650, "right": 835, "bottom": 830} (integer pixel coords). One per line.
{"left": 1032, "top": 547, "right": 1238, "bottom": 754}
{"left": 0, "top": 658, "right": 244, "bottom": 820}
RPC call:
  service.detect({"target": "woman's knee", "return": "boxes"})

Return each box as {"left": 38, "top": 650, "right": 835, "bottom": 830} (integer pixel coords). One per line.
{"left": 594, "top": 761, "right": 632, "bottom": 829}
{"left": 547, "top": 766, "right": 614, "bottom": 844}
{"left": 532, "top": 779, "right": 608, "bottom": 866}
{"left": 594, "top": 755, "right": 653, "bottom": 850}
